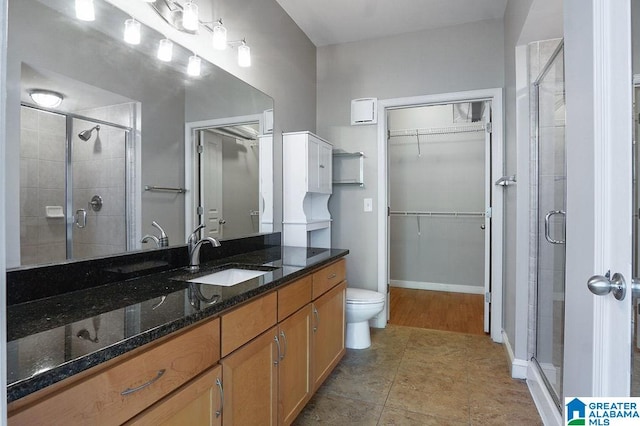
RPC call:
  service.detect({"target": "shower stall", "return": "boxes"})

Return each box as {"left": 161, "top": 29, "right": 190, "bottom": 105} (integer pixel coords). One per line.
{"left": 19, "top": 104, "right": 135, "bottom": 265}
{"left": 531, "top": 40, "right": 566, "bottom": 407}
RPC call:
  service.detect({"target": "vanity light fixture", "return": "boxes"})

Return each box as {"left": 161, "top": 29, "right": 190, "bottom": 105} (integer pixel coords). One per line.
{"left": 182, "top": 1, "right": 199, "bottom": 32}
{"left": 75, "top": 0, "right": 95, "bottom": 21}
{"left": 211, "top": 19, "right": 227, "bottom": 50}
{"left": 157, "top": 38, "right": 174, "bottom": 61}
{"left": 187, "top": 54, "right": 202, "bottom": 76}
{"left": 29, "top": 90, "right": 64, "bottom": 108}
{"left": 124, "top": 18, "right": 142, "bottom": 45}
{"left": 237, "top": 39, "right": 251, "bottom": 68}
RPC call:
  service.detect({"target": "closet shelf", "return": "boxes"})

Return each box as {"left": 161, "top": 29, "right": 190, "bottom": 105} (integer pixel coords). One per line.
{"left": 389, "top": 210, "right": 485, "bottom": 218}
{"left": 332, "top": 150, "right": 365, "bottom": 187}
{"left": 388, "top": 123, "right": 485, "bottom": 139}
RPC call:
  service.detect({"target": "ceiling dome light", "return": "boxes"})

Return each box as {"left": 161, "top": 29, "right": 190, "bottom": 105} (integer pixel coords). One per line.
{"left": 238, "top": 41, "right": 251, "bottom": 68}
{"left": 187, "top": 55, "right": 201, "bottom": 77}
{"left": 182, "top": 2, "right": 199, "bottom": 32}
{"left": 124, "top": 18, "right": 141, "bottom": 45}
{"left": 212, "top": 20, "right": 227, "bottom": 50}
{"left": 75, "top": 0, "right": 95, "bottom": 21}
{"left": 157, "top": 38, "right": 173, "bottom": 62}
{"left": 29, "top": 90, "right": 64, "bottom": 108}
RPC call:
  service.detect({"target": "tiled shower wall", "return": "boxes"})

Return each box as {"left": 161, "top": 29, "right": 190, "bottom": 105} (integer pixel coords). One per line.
{"left": 19, "top": 107, "right": 67, "bottom": 265}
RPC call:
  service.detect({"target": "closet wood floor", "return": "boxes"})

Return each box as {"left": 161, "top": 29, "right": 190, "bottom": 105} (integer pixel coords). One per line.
{"left": 389, "top": 287, "right": 485, "bottom": 335}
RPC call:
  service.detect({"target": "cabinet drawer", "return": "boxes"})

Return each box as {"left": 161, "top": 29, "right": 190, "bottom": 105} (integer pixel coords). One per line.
{"left": 278, "top": 275, "right": 312, "bottom": 321}
{"left": 221, "top": 292, "right": 277, "bottom": 357}
{"left": 9, "top": 318, "right": 220, "bottom": 426}
{"left": 312, "top": 259, "right": 346, "bottom": 299}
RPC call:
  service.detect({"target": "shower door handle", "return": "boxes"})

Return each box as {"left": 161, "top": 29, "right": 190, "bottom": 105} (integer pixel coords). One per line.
{"left": 544, "top": 210, "right": 565, "bottom": 244}
{"left": 75, "top": 209, "right": 87, "bottom": 229}
{"left": 588, "top": 272, "right": 626, "bottom": 301}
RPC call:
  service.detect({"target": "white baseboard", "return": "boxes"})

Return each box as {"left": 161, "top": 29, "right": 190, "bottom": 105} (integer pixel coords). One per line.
{"left": 527, "top": 363, "right": 562, "bottom": 426}
{"left": 390, "top": 280, "right": 484, "bottom": 294}
{"left": 502, "top": 330, "right": 528, "bottom": 379}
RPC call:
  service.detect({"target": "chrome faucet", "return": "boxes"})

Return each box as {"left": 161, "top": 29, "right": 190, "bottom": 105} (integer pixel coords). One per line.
{"left": 188, "top": 224, "right": 221, "bottom": 271}
{"left": 141, "top": 221, "right": 169, "bottom": 248}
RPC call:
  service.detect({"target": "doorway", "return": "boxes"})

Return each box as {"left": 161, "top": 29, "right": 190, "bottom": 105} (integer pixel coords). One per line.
{"left": 375, "top": 88, "right": 504, "bottom": 342}
{"left": 386, "top": 101, "right": 490, "bottom": 334}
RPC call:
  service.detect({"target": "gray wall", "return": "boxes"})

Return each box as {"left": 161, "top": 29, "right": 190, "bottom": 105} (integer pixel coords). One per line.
{"left": 502, "top": 0, "right": 534, "bottom": 359}
{"left": 317, "top": 19, "right": 505, "bottom": 290}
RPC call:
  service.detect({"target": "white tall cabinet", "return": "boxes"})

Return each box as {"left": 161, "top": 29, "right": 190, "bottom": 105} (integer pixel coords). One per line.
{"left": 283, "top": 131, "right": 333, "bottom": 248}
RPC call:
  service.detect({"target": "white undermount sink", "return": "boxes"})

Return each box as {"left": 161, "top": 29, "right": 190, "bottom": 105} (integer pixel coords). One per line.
{"left": 187, "top": 268, "right": 269, "bottom": 286}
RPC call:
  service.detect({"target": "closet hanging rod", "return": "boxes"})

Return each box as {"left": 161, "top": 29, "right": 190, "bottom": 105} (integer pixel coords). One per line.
{"left": 389, "top": 210, "right": 485, "bottom": 218}
{"left": 388, "top": 123, "right": 485, "bottom": 138}
{"left": 144, "top": 185, "right": 187, "bottom": 194}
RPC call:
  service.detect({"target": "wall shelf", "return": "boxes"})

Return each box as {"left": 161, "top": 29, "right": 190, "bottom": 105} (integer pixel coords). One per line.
{"left": 332, "top": 150, "right": 364, "bottom": 187}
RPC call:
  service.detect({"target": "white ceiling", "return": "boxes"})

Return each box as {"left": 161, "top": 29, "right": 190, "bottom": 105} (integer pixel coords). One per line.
{"left": 275, "top": 0, "right": 509, "bottom": 47}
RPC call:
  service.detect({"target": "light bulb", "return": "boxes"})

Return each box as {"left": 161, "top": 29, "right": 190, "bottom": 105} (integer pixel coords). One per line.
{"left": 187, "top": 55, "right": 201, "bottom": 77}
{"left": 182, "top": 2, "right": 199, "bottom": 32}
{"left": 238, "top": 42, "right": 251, "bottom": 67}
{"left": 157, "top": 39, "right": 173, "bottom": 62}
{"left": 212, "top": 22, "right": 227, "bottom": 50}
{"left": 75, "top": 0, "right": 95, "bottom": 21}
{"left": 124, "top": 18, "right": 141, "bottom": 45}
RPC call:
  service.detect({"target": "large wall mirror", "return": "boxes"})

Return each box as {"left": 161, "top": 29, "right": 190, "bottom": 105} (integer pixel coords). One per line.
{"left": 5, "top": 0, "right": 274, "bottom": 268}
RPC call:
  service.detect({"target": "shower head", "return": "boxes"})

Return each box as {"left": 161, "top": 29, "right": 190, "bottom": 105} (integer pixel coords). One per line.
{"left": 78, "top": 125, "right": 100, "bottom": 141}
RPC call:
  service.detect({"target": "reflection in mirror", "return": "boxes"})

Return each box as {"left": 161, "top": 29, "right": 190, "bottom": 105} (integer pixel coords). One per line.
{"left": 6, "top": 0, "right": 274, "bottom": 268}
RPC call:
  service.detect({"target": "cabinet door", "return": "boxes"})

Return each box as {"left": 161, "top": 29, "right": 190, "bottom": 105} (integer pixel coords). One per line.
{"left": 221, "top": 327, "right": 278, "bottom": 426}
{"left": 126, "top": 365, "right": 223, "bottom": 426}
{"left": 311, "top": 281, "right": 346, "bottom": 392}
{"left": 278, "top": 305, "right": 312, "bottom": 426}
{"left": 306, "top": 137, "right": 320, "bottom": 193}
{"left": 318, "top": 142, "right": 333, "bottom": 194}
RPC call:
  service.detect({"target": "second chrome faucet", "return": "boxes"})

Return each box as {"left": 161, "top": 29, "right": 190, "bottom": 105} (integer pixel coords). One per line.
{"left": 187, "top": 224, "right": 221, "bottom": 271}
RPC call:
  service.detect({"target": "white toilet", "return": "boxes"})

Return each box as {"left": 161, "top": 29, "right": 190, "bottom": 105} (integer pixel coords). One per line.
{"left": 345, "top": 287, "right": 386, "bottom": 349}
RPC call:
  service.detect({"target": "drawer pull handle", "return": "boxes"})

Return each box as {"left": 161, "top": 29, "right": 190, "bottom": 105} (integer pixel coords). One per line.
{"left": 120, "top": 369, "right": 166, "bottom": 396}
{"left": 313, "top": 307, "right": 319, "bottom": 332}
{"left": 279, "top": 331, "right": 288, "bottom": 361}
{"left": 215, "top": 377, "right": 224, "bottom": 418}
{"left": 327, "top": 273, "right": 337, "bottom": 279}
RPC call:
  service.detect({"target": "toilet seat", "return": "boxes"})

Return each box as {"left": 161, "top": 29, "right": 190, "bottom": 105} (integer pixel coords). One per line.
{"left": 346, "top": 288, "right": 385, "bottom": 304}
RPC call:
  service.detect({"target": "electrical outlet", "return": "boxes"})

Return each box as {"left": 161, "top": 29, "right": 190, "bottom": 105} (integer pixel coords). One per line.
{"left": 364, "top": 198, "right": 373, "bottom": 212}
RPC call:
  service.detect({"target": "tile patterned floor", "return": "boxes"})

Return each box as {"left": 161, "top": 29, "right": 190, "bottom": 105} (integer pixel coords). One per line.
{"left": 294, "top": 325, "right": 542, "bottom": 425}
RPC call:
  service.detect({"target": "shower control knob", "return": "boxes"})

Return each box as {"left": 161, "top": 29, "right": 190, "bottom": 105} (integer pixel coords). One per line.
{"left": 587, "top": 272, "right": 626, "bottom": 301}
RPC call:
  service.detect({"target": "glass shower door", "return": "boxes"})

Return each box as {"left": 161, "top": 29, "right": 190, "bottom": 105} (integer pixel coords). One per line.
{"left": 533, "top": 43, "right": 566, "bottom": 406}
{"left": 70, "top": 117, "right": 128, "bottom": 259}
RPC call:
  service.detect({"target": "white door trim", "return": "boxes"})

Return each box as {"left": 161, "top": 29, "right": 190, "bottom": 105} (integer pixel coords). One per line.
{"left": 184, "top": 114, "right": 263, "bottom": 241}
{"left": 0, "top": 0, "right": 8, "bottom": 420}
{"left": 375, "top": 88, "right": 504, "bottom": 342}
{"left": 563, "top": 0, "right": 632, "bottom": 397}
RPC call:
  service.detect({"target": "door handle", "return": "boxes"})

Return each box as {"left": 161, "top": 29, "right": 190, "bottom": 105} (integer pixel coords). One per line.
{"left": 587, "top": 271, "right": 626, "bottom": 301}
{"left": 75, "top": 209, "right": 87, "bottom": 228}
{"left": 544, "top": 210, "right": 565, "bottom": 244}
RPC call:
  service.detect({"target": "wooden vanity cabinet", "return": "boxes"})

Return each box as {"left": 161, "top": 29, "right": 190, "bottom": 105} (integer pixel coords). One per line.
{"left": 311, "top": 280, "right": 346, "bottom": 392}
{"left": 221, "top": 326, "right": 279, "bottom": 426}
{"left": 126, "top": 365, "right": 223, "bottom": 426}
{"left": 8, "top": 318, "right": 221, "bottom": 426}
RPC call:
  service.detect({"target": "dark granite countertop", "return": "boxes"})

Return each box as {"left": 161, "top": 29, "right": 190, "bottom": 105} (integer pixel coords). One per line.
{"left": 6, "top": 244, "right": 348, "bottom": 403}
